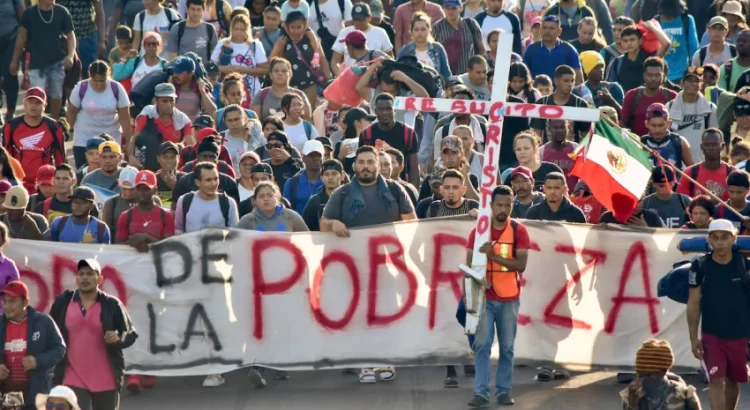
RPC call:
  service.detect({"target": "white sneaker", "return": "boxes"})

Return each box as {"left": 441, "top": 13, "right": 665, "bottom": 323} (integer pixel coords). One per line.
{"left": 202, "top": 374, "right": 225, "bottom": 387}
{"left": 359, "top": 368, "right": 377, "bottom": 383}
{"left": 375, "top": 367, "right": 395, "bottom": 381}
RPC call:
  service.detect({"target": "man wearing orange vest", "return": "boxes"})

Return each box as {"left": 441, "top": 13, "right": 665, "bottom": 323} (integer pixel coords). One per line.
{"left": 466, "top": 185, "right": 531, "bottom": 408}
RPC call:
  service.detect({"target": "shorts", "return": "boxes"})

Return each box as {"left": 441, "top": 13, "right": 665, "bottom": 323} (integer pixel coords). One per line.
{"left": 702, "top": 333, "right": 750, "bottom": 383}
{"left": 29, "top": 60, "right": 65, "bottom": 98}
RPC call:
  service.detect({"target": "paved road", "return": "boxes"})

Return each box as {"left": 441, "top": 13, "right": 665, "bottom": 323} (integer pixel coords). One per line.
{"left": 117, "top": 366, "right": 750, "bottom": 410}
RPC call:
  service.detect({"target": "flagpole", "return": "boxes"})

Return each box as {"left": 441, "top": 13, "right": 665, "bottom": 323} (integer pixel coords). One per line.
{"left": 598, "top": 115, "right": 746, "bottom": 220}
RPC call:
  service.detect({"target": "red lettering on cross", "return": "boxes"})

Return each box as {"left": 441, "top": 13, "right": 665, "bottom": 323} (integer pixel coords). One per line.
{"left": 468, "top": 101, "right": 487, "bottom": 115}
{"left": 513, "top": 104, "right": 535, "bottom": 117}
{"left": 476, "top": 215, "right": 489, "bottom": 236}
{"left": 450, "top": 100, "right": 467, "bottom": 113}
{"left": 488, "top": 102, "right": 505, "bottom": 122}
{"left": 539, "top": 105, "right": 564, "bottom": 119}
{"left": 309, "top": 251, "right": 360, "bottom": 331}
{"left": 485, "top": 124, "right": 501, "bottom": 146}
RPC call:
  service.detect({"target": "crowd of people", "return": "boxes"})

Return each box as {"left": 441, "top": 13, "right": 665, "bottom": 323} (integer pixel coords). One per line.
{"left": 2, "top": 0, "right": 750, "bottom": 407}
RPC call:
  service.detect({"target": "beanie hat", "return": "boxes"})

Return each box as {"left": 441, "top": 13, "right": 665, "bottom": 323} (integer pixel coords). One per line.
{"left": 635, "top": 339, "right": 674, "bottom": 374}
{"left": 580, "top": 51, "right": 604, "bottom": 76}
{"left": 197, "top": 136, "right": 220, "bottom": 156}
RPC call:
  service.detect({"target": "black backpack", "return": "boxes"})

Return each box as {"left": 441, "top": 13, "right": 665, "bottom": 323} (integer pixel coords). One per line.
{"left": 130, "top": 69, "right": 170, "bottom": 116}
{"left": 182, "top": 191, "right": 230, "bottom": 228}
{"left": 312, "top": 0, "right": 345, "bottom": 61}
{"left": 52, "top": 216, "right": 107, "bottom": 244}
{"left": 175, "top": 21, "right": 216, "bottom": 62}
{"left": 133, "top": 118, "right": 168, "bottom": 172}
{"left": 640, "top": 133, "right": 684, "bottom": 169}
{"left": 698, "top": 44, "right": 737, "bottom": 66}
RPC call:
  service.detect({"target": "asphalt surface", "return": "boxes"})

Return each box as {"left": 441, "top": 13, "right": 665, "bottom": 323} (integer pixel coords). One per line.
{"left": 115, "top": 366, "right": 750, "bottom": 409}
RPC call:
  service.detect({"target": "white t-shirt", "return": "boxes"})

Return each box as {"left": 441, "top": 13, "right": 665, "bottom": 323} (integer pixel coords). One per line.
{"left": 133, "top": 8, "right": 179, "bottom": 58}
{"left": 223, "top": 131, "right": 252, "bottom": 175}
{"left": 211, "top": 40, "right": 268, "bottom": 100}
{"left": 131, "top": 59, "right": 162, "bottom": 88}
{"left": 332, "top": 25, "right": 393, "bottom": 68}
{"left": 308, "top": 0, "right": 353, "bottom": 37}
{"left": 175, "top": 193, "right": 239, "bottom": 234}
{"left": 69, "top": 80, "right": 131, "bottom": 147}
{"left": 480, "top": 14, "right": 514, "bottom": 47}
{"left": 238, "top": 184, "right": 253, "bottom": 202}
{"left": 415, "top": 49, "right": 434, "bottom": 69}
{"left": 284, "top": 120, "right": 319, "bottom": 152}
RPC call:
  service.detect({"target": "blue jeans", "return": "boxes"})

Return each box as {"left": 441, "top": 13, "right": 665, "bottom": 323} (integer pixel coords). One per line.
{"left": 77, "top": 33, "right": 99, "bottom": 76}
{"left": 473, "top": 299, "right": 519, "bottom": 399}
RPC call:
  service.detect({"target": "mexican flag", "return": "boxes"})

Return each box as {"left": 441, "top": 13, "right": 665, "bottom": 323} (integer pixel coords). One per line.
{"left": 571, "top": 120, "right": 653, "bottom": 222}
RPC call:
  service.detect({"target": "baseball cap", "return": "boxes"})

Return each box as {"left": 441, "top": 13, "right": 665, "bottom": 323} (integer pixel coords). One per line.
{"left": 267, "top": 131, "right": 289, "bottom": 146}
{"left": 703, "top": 63, "right": 720, "bottom": 77}
{"left": 3, "top": 186, "right": 29, "bottom": 210}
{"left": 205, "top": 61, "right": 219, "bottom": 74}
{"left": 35, "top": 386, "right": 82, "bottom": 410}
{"left": 543, "top": 15, "right": 559, "bottom": 23}
{"left": 0, "top": 181, "right": 12, "bottom": 195}
{"left": 708, "top": 15, "right": 729, "bottom": 29}
{"left": 85, "top": 136, "right": 106, "bottom": 151}
{"left": 0, "top": 281, "right": 29, "bottom": 300}
{"left": 322, "top": 159, "right": 344, "bottom": 173}
{"left": 531, "top": 16, "right": 543, "bottom": 26}
{"left": 651, "top": 166, "right": 675, "bottom": 183}
{"left": 193, "top": 115, "right": 215, "bottom": 130}
{"left": 683, "top": 66, "right": 703, "bottom": 80}
{"left": 344, "top": 107, "right": 376, "bottom": 124}
{"left": 340, "top": 30, "right": 367, "bottom": 47}
{"left": 196, "top": 127, "right": 220, "bottom": 144}
{"left": 154, "top": 83, "right": 177, "bottom": 99}
{"left": 646, "top": 103, "right": 669, "bottom": 120}
{"left": 118, "top": 166, "right": 139, "bottom": 189}
{"left": 36, "top": 164, "right": 56, "bottom": 186}
{"left": 303, "top": 140, "right": 325, "bottom": 156}
{"left": 367, "top": 0, "right": 384, "bottom": 18}
{"left": 171, "top": 56, "right": 197, "bottom": 74}
{"left": 510, "top": 166, "right": 533, "bottom": 181}
{"left": 99, "top": 141, "right": 122, "bottom": 154}
{"left": 579, "top": 51, "right": 604, "bottom": 76}
{"left": 440, "top": 135, "right": 462, "bottom": 153}
{"left": 351, "top": 3, "right": 371, "bottom": 20}
{"left": 442, "top": 0, "right": 460, "bottom": 7}
{"left": 25, "top": 87, "right": 47, "bottom": 103}
{"left": 159, "top": 141, "right": 179, "bottom": 155}
{"left": 240, "top": 151, "right": 261, "bottom": 164}
{"left": 708, "top": 219, "right": 736, "bottom": 234}
{"left": 445, "top": 76, "right": 463, "bottom": 88}
{"left": 77, "top": 258, "right": 101, "bottom": 273}
{"left": 71, "top": 186, "right": 96, "bottom": 202}
{"left": 250, "top": 162, "right": 273, "bottom": 176}
{"left": 135, "top": 170, "right": 157, "bottom": 188}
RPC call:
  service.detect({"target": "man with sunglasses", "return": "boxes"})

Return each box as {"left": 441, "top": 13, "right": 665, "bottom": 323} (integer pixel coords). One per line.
{"left": 667, "top": 67, "right": 719, "bottom": 162}
{"left": 0, "top": 281, "right": 64, "bottom": 410}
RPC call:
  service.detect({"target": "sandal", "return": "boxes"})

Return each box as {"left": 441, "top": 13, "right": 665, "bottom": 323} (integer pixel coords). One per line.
{"left": 359, "top": 368, "right": 377, "bottom": 384}
{"left": 537, "top": 367, "right": 553, "bottom": 382}
{"left": 553, "top": 369, "right": 570, "bottom": 380}
{"left": 375, "top": 366, "right": 395, "bottom": 381}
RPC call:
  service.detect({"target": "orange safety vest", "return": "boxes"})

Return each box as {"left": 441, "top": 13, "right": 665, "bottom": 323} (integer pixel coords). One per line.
{"left": 486, "top": 220, "right": 520, "bottom": 299}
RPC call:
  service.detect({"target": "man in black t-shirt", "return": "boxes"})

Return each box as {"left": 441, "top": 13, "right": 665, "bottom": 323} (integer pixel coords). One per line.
{"left": 687, "top": 219, "right": 750, "bottom": 410}
{"left": 532, "top": 65, "right": 592, "bottom": 143}
{"left": 359, "top": 93, "right": 419, "bottom": 187}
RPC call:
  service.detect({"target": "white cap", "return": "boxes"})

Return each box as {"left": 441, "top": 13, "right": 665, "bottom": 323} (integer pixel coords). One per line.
{"left": 709, "top": 219, "right": 736, "bottom": 234}
{"left": 302, "top": 140, "right": 325, "bottom": 156}
{"left": 118, "top": 166, "right": 139, "bottom": 189}
{"left": 35, "top": 386, "right": 82, "bottom": 410}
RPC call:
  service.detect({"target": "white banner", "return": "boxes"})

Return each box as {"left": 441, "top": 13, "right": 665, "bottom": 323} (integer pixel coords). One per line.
{"left": 5, "top": 220, "right": 698, "bottom": 376}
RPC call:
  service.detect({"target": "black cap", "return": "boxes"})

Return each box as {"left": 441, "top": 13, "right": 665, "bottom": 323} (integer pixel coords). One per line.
{"left": 197, "top": 136, "right": 220, "bottom": 156}
{"left": 250, "top": 162, "right": 273, "bottom": 176}
{"left": 159, "top": 141, "right": 179, "bottom": 155}
{"left": 322, "top": 159, "right": 344, "bottom": 173}
{"left": 193, "top": 115, "right": 215, "bottom": 129}
{"left": 267, "top": 131, "right": 289, "bottom": 146}
{"left": 77, "top": 258, "right": 102, "bottom": 273}
{"left": 445, "top": 76, "right": 462, "bottom": 88}
{"left": 344, "top": 107, "right": 376, "bottom": 124}
{"left": 205, "top": 62, "right": 219, "bottom": 74}
{"left": 71, "top": 186, "right": 96, "bottom": 202}
{"left": 651, "top": 166, "right": 675, "bottom": 183}
{"left": 316, "top": 136, "right": 333, "bottom": 149}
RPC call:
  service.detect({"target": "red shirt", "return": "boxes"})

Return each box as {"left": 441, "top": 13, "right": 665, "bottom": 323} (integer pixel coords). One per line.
{"left": 134, "top": 115, "right": 193, "bottom": 144}
{"left": 570, "top": 195, "right": 604, "bottom": 223}
{"left": 621, "top": 88, "right": 677, "bottom": 136}
{"left": 677, "top": 163, "right": 735, "bottom": 201}
{"left": 2, "top": 119, "right": 66, "bottom": 194}
{"left": 467, "top": 222, "right": 531, "bottom": 301}
{"left": 3, "top": 318, "right": 27, "bottom": 393}
{"left": 116, "top": 207, "right": 175, "bottom": 242}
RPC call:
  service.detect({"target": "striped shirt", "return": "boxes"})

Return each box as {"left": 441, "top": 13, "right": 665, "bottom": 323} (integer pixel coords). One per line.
{"left": 175, "top": 87, "right": 201, "bottom": 121}
{"left": 426, "top": 199, "right": 480, "bottom": 218}
{"left": 432, "top": 18, "right": 482, "bottom": 76}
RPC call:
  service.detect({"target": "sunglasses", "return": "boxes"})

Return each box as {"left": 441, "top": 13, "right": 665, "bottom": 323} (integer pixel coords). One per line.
{"left": 266, "top": 143, "right": 283, "bottom": 149}
{"left": 685, "top": 66, "right": 704, "bottom": 75}
{"left": 47, "top": 403, "right": 69, "bottom": 410}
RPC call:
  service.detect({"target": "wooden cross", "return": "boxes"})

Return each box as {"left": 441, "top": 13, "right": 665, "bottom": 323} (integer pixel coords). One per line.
{"left": 394, "top": 33, "right": 601, "bottom": 334}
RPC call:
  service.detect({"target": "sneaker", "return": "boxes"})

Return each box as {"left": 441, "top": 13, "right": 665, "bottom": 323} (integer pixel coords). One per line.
{"left": 202, "top": 374, "right": 225, "bottom": 387}
{"left": 248, "top": 369, "right": 267, "bottom": 388}
{"left": 467, "top": 394, "right": 490, "bottom": 408}
{"left": 125, "top": 375, "right": 142, "bottom": 393}
{"left": 443, "top": 376, "right": 459, "bottom": 388}
{"left": 359, "top": 368, "right": 377, "bottom": 384}
{"left": 375, "top": 367, "right": 395, "bottom": 381}
{"left": 497, "top": 393, "right": 515, "bottom": 406}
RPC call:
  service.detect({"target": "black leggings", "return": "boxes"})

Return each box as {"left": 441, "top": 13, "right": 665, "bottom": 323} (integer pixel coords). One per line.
{"left": 0, "top": 32, "right": 19, "bottom": 117}
{"left": 69, "top": 386, "right": 120, "bottom": 410}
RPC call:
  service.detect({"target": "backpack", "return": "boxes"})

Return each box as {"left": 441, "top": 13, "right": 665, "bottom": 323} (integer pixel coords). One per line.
{"left": 130, "top": 69, "right": 171, "bottom": 116}
{"left": 337, "top": 179, "right": 404, "bottom": 215}
{"left": 686, "top": 162, "right": 733, "bottom": 196}
{"left": 428, "top": 200, "right": 441, "bottom": 218}
{"left": 629, "top": 87, "right": 673, "bottom": 123}
{"left": 133, "top": 117, "right": 170, "bottom": 172}
{"left": 175, "top": 21, "right": 216, "bottom": 62}
{"left": 658, "top": 250, "right": 750, "bottom": 304}
{"left": 52, "top": 216, "right": 106, "bottom": 244}
{"left": 698, "top": 44, "right": 737, "bottom": 66}
{"left": 640, "top": 133, "right": 684, "bottom": 169}
{"left": 3, "top": 117, "right": 65, "bottom": 167}
{"left": 181, "top": 191, "right": 230, "bottom": 228}
{"left": 78, "top": 80, "right": 120, "bottom": 103}
{"left": 362, "top": 125, "right": 414, "bottom": 149}
{"left": 655, "top": 13, "right": 692, "bottom": 66}
{"left": 303, "top": 121, "right": 313, "bottom": 140}
{"left": 312, "top": 0, "right": 345, "bottom": 61}
{"left": 137, "top": 7, "right": 180, "bottom": 52}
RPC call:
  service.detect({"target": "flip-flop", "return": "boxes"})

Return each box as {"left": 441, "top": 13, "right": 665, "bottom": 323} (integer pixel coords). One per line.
{"left": 553, "top": 369, "right": 570, "bottom": 380}
{"left": 537, "top": 367, "right": 553, "bottom": 382}
{"left": 359, "top": 368, "right": 377, "bottom": 384}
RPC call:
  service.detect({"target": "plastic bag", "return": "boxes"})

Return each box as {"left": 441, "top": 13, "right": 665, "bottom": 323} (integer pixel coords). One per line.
{"left": 638, "top": 21, "right": 662, "bottom": 54}
{"left": 323, "top": 64, "right": 366, "bottom": 107}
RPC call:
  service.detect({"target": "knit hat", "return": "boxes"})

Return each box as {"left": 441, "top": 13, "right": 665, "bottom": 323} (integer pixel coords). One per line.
{"left": 197, "top": 136, "right": 220, "bottom": 156}
{"left": 579, "top": 51, "right": 605, "bottom": 76}
{"left": 635, "top": 339, "right": 674, "bottom": 374}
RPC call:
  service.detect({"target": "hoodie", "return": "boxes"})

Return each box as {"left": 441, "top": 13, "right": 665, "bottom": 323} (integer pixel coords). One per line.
{"left": 525, "top": 196, "right": 587, "bottom": 223}
{"left": 237, "top": 204, "right": 309, "bottom": 232}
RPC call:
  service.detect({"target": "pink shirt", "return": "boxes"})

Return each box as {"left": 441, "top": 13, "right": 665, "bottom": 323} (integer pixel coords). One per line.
{"left": 63, "top": 301, "right": 117, "bottom": 392}
{"left": 394, "top": 1, "right": 444, "bottom": 47}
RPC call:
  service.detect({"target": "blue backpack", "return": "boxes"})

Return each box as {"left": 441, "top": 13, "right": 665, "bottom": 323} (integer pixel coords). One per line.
{"left": 658, "top": 250, "right": 750, "bottom": 303}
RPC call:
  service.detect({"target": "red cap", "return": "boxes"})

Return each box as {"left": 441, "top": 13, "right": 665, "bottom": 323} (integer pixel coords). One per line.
{"left": 1, "top": 281, "right": 29, "bottom": 300}
{"left": 646, "top": 103, "right": 669, "bottom": 120}
{"left": 25, "top": 87, "right": 47, "bottom": 103}
{"left": 135, "top": 170, "right": 157, "bottom": 188}
{"left": 510, "top": 166, "right": 533, "bottom": 181}
{"left": 36, "top": 165, "right": 56, "bottom": 186}
{"left": 196, "top": 128, "right": 219, "bottom": 144}
{"left": 339, "top": 30, "right": 367, "bottom": 47}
